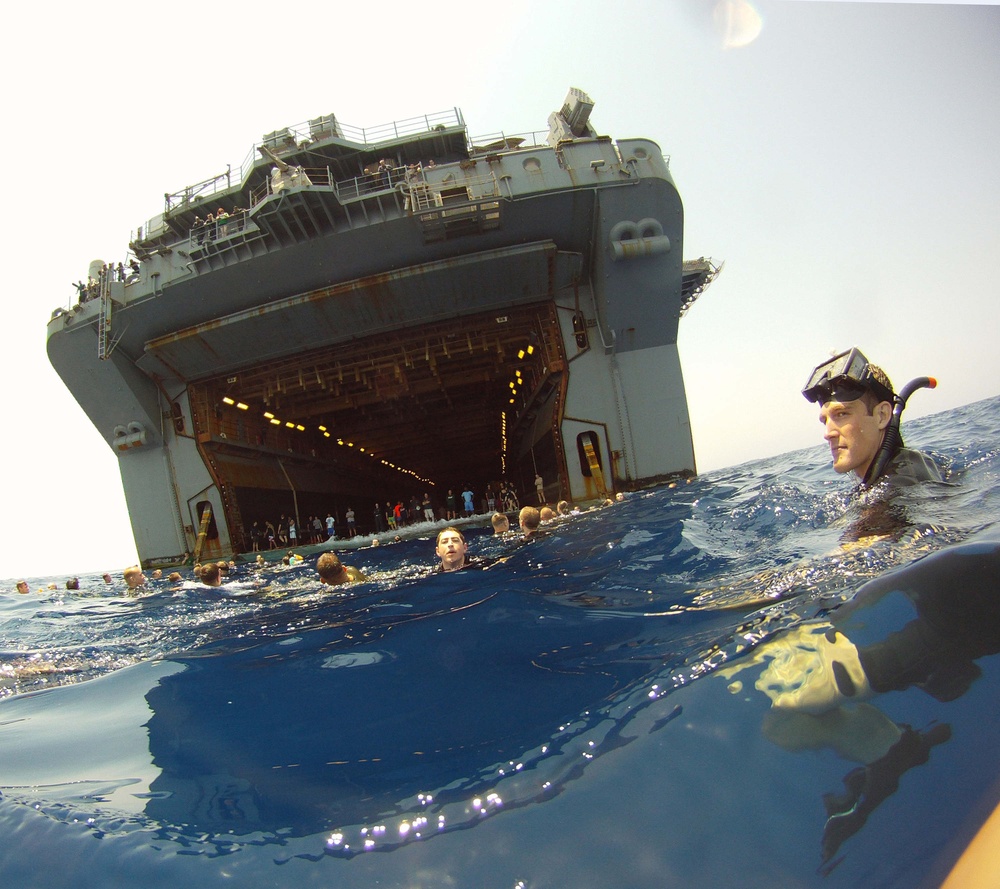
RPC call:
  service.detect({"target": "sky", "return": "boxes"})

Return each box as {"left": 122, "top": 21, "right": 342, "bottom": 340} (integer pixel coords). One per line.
{"left": 1, "top": 0, "right": 997, "bottom": 578}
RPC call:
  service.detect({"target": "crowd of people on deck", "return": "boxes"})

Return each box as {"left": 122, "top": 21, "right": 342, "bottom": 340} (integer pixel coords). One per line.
{"left": 68, "top": 152, "right": 448, "bottom": 309}
{"left": 73, "top": 260, "right": 141, "bottom": 303}
{"left": 242, "top": 481, "right": 524, "bottom": 553}
{"left": 246, "top": 513, "right": 335, "bottom": 552}
{"left": 192, "top": 206, "right": 247, "bottom": 243}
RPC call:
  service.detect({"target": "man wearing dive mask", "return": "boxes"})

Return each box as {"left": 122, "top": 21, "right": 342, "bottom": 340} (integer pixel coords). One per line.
{"left": 802, "top": 347, "right": 942, "bottom": 486}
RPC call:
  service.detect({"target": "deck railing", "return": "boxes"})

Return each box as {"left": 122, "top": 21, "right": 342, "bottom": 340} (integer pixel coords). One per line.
{"left": 163, "top": 108, "right": 466, "bottom": 214}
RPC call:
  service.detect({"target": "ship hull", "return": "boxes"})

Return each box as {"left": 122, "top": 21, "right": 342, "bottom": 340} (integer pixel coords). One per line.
{"left": 48, "top": 99, "right": 716, "bottom": 566}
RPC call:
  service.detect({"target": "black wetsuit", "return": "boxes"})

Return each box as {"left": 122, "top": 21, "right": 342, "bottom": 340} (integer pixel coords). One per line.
{"left": 435, "top": 557, "right": 487, "bottom": 573}
{"left": 880, "top": 447, "right": 945, "bottom": 486}
{"left": 839, "top": 540, "right": 1000, "bottom": 700}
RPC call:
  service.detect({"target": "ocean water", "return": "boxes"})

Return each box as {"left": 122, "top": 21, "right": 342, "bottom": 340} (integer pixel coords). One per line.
{"left": 1, "top": 395, "right": 998, "bottom": 889}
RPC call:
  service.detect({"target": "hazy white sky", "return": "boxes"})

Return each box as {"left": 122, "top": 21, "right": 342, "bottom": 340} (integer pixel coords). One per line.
{"left": 2, "top": 0, "right": 997, "bottom": 577}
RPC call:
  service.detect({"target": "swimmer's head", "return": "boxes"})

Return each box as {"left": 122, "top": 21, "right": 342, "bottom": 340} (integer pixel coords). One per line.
{"left": 491, "top": 513, "right": 510, "bottom": 534}
{"left": 519, "top": 506, "right": 541, "bottom": 534}
{"left": 557, "top": 500, "right": 570, "bottom": 515}
{"left": 317, "top": 552, "right": 348, "bottom": 584}
{"left": 436, "top": 526, "right": 466, "bottom": 546}
{"left": 540, "top": 506, "right": 556, "bottom": 522}
{"left": 123, "top": 565, "right": 146, "bottom": 589}
{"left": 435, "top": 527, "right": 468, "bottom": 571}
{"left": 200, "top": 562, "right": 222, "bottom": 586}
{"left": 16, "top": 580, "right": 29, "bottom": 594}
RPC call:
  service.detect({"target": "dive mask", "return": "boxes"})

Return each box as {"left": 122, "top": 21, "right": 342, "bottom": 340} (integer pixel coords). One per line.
{"left": 802, "top": 347, "right": 894, "bottom": 405}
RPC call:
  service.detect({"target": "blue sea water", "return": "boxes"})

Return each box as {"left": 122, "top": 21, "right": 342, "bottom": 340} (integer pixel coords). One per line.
{"left": 1, "top": 396, "right": 998, "bottom": 889}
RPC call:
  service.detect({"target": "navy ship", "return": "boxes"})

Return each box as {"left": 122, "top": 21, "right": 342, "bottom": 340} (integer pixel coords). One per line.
{"left": 47, "top": 89, "right": 719, "bottom": 566}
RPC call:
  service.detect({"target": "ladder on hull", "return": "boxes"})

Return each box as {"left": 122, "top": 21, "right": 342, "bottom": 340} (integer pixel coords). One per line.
{"left": 193, "top": 503, "right": 213, "bottom": 564}
{"left": 98, "top": 284, "right": 113, "bottom": 359}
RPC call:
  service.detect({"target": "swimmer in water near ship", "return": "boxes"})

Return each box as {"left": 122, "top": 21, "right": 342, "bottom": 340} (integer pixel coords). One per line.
{"left": 802, "top": 347, "right": 942, "bottom": 486}
{"left": 519, "top": 506, "right": 542, "bottom": 538}
{"left": 317, "top": 552, "right": 367, "bottom": 585}
{"left": 123, "top": 565, "right": 147, "bottom": 591}
{"left": 435, "top": 527, "right": 470, "bottom": 572}
{"left": 199, "top": 563, "right": 222, "bottom": 587}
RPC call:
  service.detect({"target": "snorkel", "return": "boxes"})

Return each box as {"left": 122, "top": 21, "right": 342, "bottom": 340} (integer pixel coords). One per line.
{"left": 862, "top": 375, "right": 937, "bottom": 486}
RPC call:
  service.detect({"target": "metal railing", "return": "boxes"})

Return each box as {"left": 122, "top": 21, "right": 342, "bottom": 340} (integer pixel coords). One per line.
{"left": 163, "top": 108, "right": 466, "bottom": 216}
{"left": 467, "top": 129, "right": 549, "bottom": 153}
{"left": 190, "top": 209, "right": 253, "bottom": 245}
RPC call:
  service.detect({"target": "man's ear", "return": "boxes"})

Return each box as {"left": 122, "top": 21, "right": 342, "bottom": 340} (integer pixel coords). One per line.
{"left": 874, "top": 401, "right": 893, "bottom": 429}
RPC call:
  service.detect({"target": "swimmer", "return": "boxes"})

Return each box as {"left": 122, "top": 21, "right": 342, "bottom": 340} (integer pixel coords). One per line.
{"left": 199, "top": 562, "right": 222, "bottom": 587}
{"left": 317, "top": 552, "right": 367, "bottom": 585}
{"left": 101, "top": 573, "right": 112, "bottom": 583}
{"left": 540, "top": 506, "right": 556, "bottom": 522}
{"left": 802, "top": 347, "right": 942, "bottom": 486}
{"left": 435, "top": 527, "right": 469, "bottom": 572}
{"left": 519, "top": 506, "right": 541, "bottom": 538}
{"left": 152, "top": 569, "right": 163, "bottom": 580}
{"left": 491, "top": 512, "right": 510, "bottom": 535}
{"left": 167, "top": 572, "right": 182, "bottom": 582}
{"left": 15, "top": 580, "right": 29, "bottom": 595}
{"left": 556, "top": 500, "right": 571, "bottom": 516}
{"left": 66, "top": 577, "right": 80, "bottom": 591}
{"left": 123, "top": 565, "right": 147, "bottom": 590}
{"left": 371, "top": 538, "right": 380, "bottom": 547}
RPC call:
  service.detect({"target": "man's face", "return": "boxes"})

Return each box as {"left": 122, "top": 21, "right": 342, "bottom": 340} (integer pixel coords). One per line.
{"left": 16, "top": 580, "right": 29, "bottom": 594}
{"left": 436, "top": 531, "right": 468, "bottom": 571}
{"left": 819, "top": 397, "right": 890, "bottom": 478}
